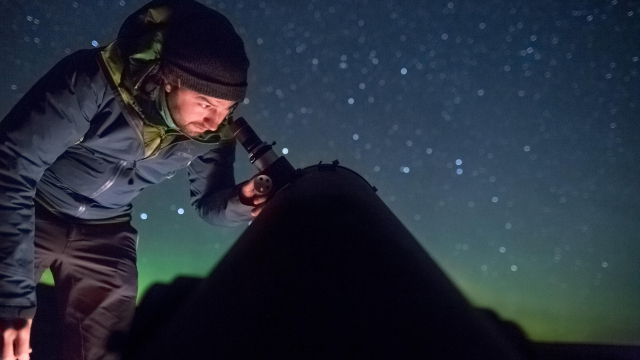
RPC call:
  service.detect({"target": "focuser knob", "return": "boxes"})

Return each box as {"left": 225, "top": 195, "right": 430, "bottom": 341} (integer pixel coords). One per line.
{"left": 254, "top": 175, "right": 273, "bottom": 195}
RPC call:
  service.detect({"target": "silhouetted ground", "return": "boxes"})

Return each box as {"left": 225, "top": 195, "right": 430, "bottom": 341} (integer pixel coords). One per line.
{"left": 32, "top": 282, "right": 640, "bottom": 360}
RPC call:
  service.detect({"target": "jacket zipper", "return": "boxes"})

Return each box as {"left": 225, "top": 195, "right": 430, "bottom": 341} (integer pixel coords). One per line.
{"left": 85, "top": 139, "right": 183, "bottom": 210}
{"left": 76, "top": 203, "right": 87, "bottom": 217}
{"left": 86, "top": 137, "right": 185, "bottom": 209}
{"left": 75, "top": 159, "right": 129, "bottom": 216}
{"left": 90, "top": 160, "right": 129, "bottom": 199}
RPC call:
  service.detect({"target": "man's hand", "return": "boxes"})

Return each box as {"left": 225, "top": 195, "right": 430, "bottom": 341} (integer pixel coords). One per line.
{"left": 0, "top": 318, "right": 32, "bottom": 360}
{"left": 239, "top": 178, "right": 268, "bottom": 217}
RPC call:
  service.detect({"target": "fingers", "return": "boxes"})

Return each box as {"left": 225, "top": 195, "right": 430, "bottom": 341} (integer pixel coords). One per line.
{"left": 2, "top": 330, "right": 15, "bottom": 360}
{"left": 251, "top": 204, "right": 264, "bottom": 217}
{"left": 240, "top": 178, "right": 269, "bottom": 218}
{"left": 15, "top": 328, "right": 30, "bottom": 360}
{"left": 241, "top": 179, "right": 255, "bottom": 198}
{"left": 1, "top": 319, "right": 32, "bottom": 360}
{"left": 241, "top": 183, "right": 267, "bottom": 204}
{"left": 249, "top": 195, "right": 267, "bottom": 218}
{"left": 2, "top": 338, "right": 16, "bottom": 360}
{"left": 253, "top": 196, "right": 267, "bottom": 205}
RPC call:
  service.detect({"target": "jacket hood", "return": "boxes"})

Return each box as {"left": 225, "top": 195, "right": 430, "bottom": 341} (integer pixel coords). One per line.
{"left": 100, "top": 0, "right": 236, "bottom": 145}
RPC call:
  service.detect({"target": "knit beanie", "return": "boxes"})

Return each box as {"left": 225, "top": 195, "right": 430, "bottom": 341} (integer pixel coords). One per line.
{"left": 161, "top": 12, "right": 249, "bottom": 102}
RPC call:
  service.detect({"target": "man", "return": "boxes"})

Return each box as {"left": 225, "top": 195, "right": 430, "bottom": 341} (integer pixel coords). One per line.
{"left": 0, "top": 0, "right": 264, "bottom": 359}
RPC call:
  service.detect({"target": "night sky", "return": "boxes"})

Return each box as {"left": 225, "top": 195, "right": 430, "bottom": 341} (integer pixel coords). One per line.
{"left": 1, "top": 0, "right": 639, "bottom": 345}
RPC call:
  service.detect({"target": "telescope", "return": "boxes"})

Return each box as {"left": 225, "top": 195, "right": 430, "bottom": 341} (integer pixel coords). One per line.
{"left": 113, "top": 117, "right": 532, "bottom": 360}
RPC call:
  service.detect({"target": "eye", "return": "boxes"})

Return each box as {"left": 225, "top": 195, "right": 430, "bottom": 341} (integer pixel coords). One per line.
{"left": 200, "top": 103, "right": 210, "bottom": 109}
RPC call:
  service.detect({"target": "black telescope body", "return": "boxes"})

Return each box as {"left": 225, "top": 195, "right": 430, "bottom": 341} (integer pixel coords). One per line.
{"left": 123, "top": 162, "right": 530, "bottom": 359}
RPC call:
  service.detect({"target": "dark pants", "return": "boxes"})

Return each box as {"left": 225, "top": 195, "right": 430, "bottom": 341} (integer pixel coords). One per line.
{"left": 33, "top": 203, "right": 138, "bottom": 360}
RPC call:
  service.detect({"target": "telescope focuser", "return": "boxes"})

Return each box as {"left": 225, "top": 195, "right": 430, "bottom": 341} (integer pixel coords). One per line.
{"left": 230, "top": 117, "right": 297, "bottom": 197}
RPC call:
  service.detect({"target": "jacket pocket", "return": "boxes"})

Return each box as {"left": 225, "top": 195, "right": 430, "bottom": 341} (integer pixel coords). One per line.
{"left": 45, "top": 147, "right": 128, "bottom": 199}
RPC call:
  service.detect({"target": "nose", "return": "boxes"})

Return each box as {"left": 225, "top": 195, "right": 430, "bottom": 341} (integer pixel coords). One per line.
{"left": 202, "top": 112, "right": 226, "bottom": 131}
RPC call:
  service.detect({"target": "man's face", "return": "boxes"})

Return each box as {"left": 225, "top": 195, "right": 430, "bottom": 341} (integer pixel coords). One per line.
{"left": 165, "top": 83, "right": 236, "bottom": 137}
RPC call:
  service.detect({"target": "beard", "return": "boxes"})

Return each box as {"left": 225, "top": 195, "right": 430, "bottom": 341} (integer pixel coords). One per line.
{"left": 165, "top": 90, "right": 202, "bottom": 137}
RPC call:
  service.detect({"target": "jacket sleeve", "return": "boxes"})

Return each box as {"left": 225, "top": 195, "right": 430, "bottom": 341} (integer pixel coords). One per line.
{"left": 0, "top": 50, "right": 106, "bottom": 319}
{"left": 187, "top": 141, "right": 255, "bottom": 227}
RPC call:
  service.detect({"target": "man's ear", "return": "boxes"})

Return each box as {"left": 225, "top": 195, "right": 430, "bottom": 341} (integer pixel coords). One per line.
{"left": 164, "top": 82, "right": 172, "bottom": 93}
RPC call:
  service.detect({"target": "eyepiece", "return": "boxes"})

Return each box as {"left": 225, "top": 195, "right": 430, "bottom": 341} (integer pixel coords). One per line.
{"left": 230, "top": 117, "right": 263, "bottom": 154}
